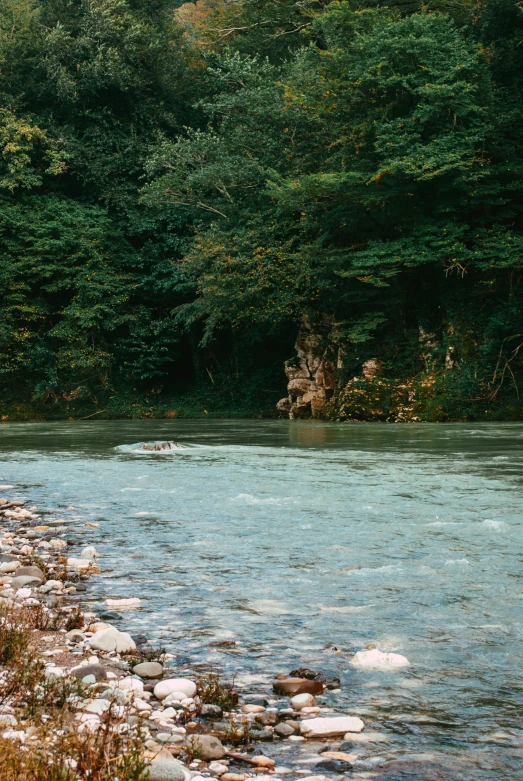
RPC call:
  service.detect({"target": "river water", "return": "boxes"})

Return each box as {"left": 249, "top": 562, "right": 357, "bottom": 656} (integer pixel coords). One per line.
{"left": 1, "top": 420, "right": 522, "bottom": 779}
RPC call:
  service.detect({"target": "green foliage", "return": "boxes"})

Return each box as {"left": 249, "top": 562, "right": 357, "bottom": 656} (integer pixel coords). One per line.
{"left": 1, "top": 0, "right": 523, "bottom": 419}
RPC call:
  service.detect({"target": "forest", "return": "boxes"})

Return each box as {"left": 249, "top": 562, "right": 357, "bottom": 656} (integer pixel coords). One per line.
{"left": 0, "top": 0, "right": 522, "bottom": 421}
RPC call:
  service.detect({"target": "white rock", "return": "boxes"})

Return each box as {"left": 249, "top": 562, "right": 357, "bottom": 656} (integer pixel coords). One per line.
{"left": 49, "top": 538, "right": 67, "bottom": 549}
{"left": 134, "top": 698, "right": 152, "bottom": 711}
{"left": 16, "top": 588, "right": 32, "bottom": 599}
{"left": 163, "top": 692, "right": 189, "bottom": 705}
{"left": 350, "top": 649, "right": 410, "bottom": 669}
{"left": 83, "top": 699, "right": 110, "bottom": 715}
{"left": 0, "top": 715, "right": 17, "bottom": 727}
{"left": 105, "top": 598, "right": 141, "bottom": 608}
{"left": 81, "top": 546, "right": 98, "bottom": 559}
{"left": 88, "top": 627, "right": 136, "bottom": 653}
{"left": 154, "top": 678, "right": 196, "bottom": 701}
{"left": 67, "top": 557, "right": 98, "bottom": 574}
{"left": 0, "top": 562, "right": 17, "bottom": 573}
{"left": 300, "top": 716, "right": 364, "bottom": 737}
{"left": 289, "top": 693, "right": 316, "bottom": 710}
{"left": 209, "top": 762, "right": 228, "bottom": 776}
{"left": 119, "top": 677, "right": 144, "bottom": 693}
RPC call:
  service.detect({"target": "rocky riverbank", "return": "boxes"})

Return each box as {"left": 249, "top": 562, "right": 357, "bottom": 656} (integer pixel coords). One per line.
{"left": 0, "top": 487, "right": 415, "bottom": 781}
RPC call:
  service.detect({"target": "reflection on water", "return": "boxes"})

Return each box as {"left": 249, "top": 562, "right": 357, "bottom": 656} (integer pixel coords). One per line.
{"left": 1, "top": 420, "right": 523, "bottom": 779}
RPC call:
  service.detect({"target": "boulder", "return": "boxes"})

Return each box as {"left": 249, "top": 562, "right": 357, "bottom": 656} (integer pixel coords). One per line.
{"left": 273, "top": 678, "right": 323, "bottom": 696}
{"left": 300, "top": 717, "right": 364, "bottom": 738}
{"left": 133, "top": 661, "right": 163, "bottom": 679}
{"left": 187, "top": 735, "right": 226, "bottom": 760}
{"left": 88, "top": 627, "right": 136, "bottom": 654}
{"left": 14, "top": 565, "right": 44, "bottom": 583}
{"left": 350, "top": 649, "right": 409, "bottom": 669}
{"left": 154, "top": 678, "right": 196, "bottom": 701}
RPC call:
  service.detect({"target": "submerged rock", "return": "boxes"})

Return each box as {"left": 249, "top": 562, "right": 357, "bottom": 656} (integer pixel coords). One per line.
{"left": 140, "top": 442, "right": 184, "bottom": 452}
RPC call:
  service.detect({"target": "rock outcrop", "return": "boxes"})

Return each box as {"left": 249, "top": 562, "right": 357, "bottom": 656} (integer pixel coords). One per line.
{"left": 277, "top": 320, "right": 336, "bottom": 418}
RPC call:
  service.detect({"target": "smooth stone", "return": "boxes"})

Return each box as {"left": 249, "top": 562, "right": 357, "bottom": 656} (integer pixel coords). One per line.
{"left": 0, "top": 562, "right": 17, "bottom": 573}
{"left": 255, "top": 712, "right": 277, "bottom": 726}
{"left": 14, "top": 566, "right": 44, "bottom": 583}
{"left": 40, "top": 580, "right": 63, "bottom": 593}
{"left": 274, "top": 723, "right": 295, "bottom": 737}
{"left": 300, "top": 717, "right": 364, "bottom": 738}
{"left": 200, "top": 704, "right": 223, "bottom": 719}
{"left": 154, "top": 679, "right": 196, "bottom": 701}
{"left": 315, "top": 759, "right": 352, "bottom": 773}
{"left": 148, "top": 760, "right": 186, "bottom": 781}
{"left": 221, "top": 775, "right": 245, "bottom": 781}
{"left": 350, "top": 648, "right": 409, "bottom": 669}
{"left": 241, "top": 704, "right": 265, "bottom": 714}
{"left": 289, "top": 693, "right": 315, "bottom": 710}
{"left": 273, "top": 679, "right": 323, "bottom": 696}
{"left": 99, "top": 611, "right": 123, "bottom": 621}
{"left": 81, "top": 546, "right": 97, "bottom": 559}
{"left": 250, "top": 729, "right": 273, "bottom": 741}
{"left": 250, "top": 757, "right": 275, "bottom": 768}
{"left": 89, "top": 627, "right": 136, "bottom": 653}
{"left": 71, "top": 663, "right": 108, "bottom": 682}
{"left": 83, "top": 699, "right": 110, "bottom": 715}
{"left": 11, "top": 575, "right": 41, "bottom": 589}
{"left": 67, "top": 557, "right": 98, "bottom": 574}
{"left": 0, "top": 554, "right": 16, "bottom": 563}
{"left": 187, "top": 735, "right": 226, "bottom": 760}
{"left": 208, "top": 761, "right": 228, "bottom": 776}
{"left": 133, "top": 662, "right": 163, "bottom": 679}
{"left": 342, "top": 731, "right": 389, "bottom": 743}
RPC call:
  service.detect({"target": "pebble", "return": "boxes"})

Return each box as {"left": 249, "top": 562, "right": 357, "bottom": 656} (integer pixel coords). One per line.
{"left": 242, "top": 704, "right": 265, "bottom": 714}
{"left": 208, "top": 762, "right": 229, "bottom": 776}
{"left": 289, "top": 693, "right": 315, "bottom": 710}
{"left": 221, "top": 774, "right": 245, "bottom": 781}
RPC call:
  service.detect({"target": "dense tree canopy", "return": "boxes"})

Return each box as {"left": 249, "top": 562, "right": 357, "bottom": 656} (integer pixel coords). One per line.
{"left": 1, "top": 0, "right": 523, "bottom": 419}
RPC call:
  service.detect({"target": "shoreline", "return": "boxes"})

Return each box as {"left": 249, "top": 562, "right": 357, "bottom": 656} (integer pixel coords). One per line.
{"left": 0, "top": 486, "right": 390, "bottom": 781}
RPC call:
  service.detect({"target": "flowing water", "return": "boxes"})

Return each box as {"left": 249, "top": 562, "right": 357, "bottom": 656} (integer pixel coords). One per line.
{"left": 1, "top": 420, "right": 522, "bottom": 779}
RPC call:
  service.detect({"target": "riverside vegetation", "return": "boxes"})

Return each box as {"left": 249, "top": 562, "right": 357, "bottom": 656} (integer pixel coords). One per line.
{"left": 1, "top": 0, "right": 523, "bottom": 421}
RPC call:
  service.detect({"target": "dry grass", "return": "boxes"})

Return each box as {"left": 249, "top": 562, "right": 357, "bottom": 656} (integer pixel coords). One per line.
{"left": 0, "top": 606, "right": 150, "bottom": 781}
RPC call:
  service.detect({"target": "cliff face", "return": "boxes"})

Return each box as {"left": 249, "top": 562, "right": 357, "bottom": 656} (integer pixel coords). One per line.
{"left": 277, "top": 320, "right": 336, "bottom": 419}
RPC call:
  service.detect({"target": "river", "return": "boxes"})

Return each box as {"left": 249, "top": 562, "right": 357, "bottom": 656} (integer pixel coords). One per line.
{"left": 1, "top": 420, "right": 522, "bottom": 779}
